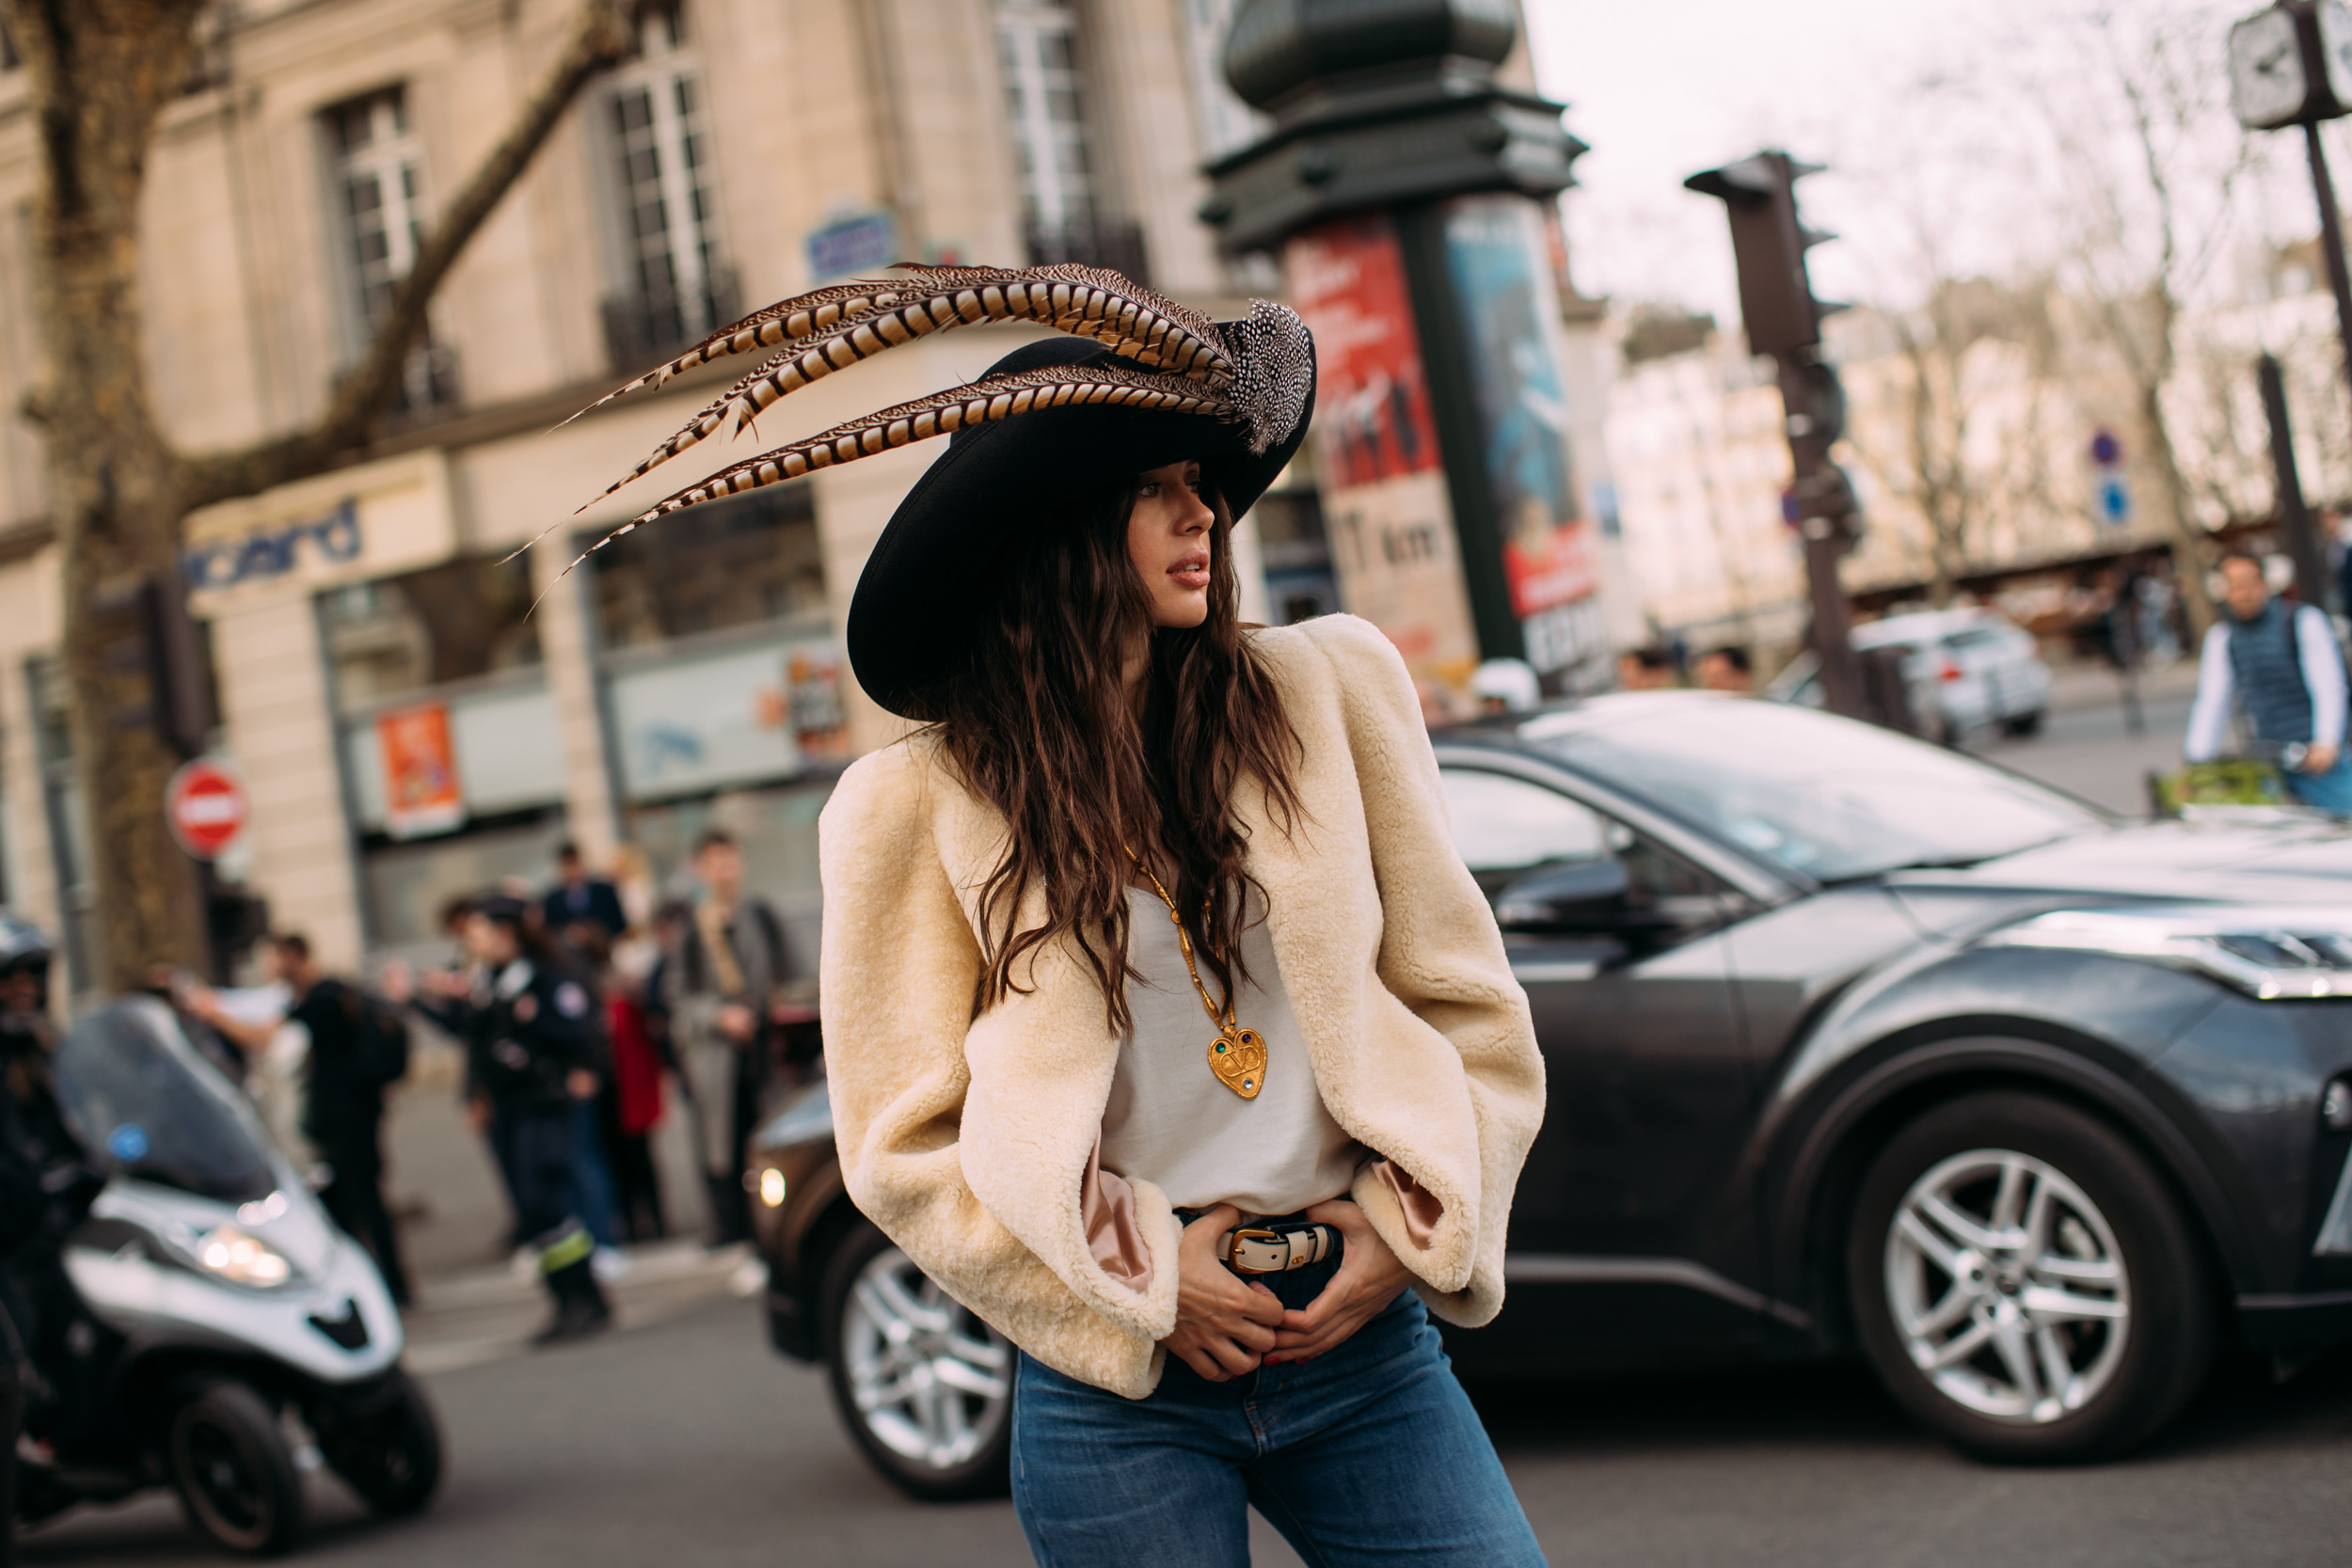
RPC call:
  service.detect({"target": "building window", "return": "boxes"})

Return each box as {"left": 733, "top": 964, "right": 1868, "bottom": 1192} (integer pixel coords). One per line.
{"left": 324, "top": 86, "right": 457, "bottom": 410}
{"left": 994, "top": 0, "right": 1147, "bottom": 280}
{"left": 599, "top": 4, "right": 735, "bottom": 369}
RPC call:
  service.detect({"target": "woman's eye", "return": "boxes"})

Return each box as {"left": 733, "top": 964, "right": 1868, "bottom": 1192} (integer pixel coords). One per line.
{"left": 1138, "top": 483, "right": 1160, "bottom": 498}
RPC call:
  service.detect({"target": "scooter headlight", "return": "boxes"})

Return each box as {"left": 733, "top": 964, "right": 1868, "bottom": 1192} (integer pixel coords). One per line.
{"left": 195, "top": 1226, "right": 294, "bottom": 1288}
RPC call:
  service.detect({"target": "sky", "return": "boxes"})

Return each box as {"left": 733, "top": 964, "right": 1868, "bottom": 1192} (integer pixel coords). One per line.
{"left": 1519, "top": 0, "right": 2296, "bottom": 322}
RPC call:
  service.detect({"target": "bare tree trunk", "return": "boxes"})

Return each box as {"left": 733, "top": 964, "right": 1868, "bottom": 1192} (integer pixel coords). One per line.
{"left": 3, "top": 0, "right": 627, "bottom": 990}
{"left": 7, "top": 0, "right": 212, "bottom": 984}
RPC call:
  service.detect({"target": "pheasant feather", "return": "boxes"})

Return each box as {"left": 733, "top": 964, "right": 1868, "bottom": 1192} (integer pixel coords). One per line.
{"left": 532, "top": 265, "right": 1307, "bottom": 595}
{"left": 579, "top": 265, "right": 1243, "bottom": 504}
{"left": 544, "top": 363, "right": 1230, "bottom": 587}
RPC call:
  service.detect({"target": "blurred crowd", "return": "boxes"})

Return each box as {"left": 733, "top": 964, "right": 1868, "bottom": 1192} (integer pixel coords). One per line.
{"left": 146, "top": 828, "right": 813, "bottom": 1340}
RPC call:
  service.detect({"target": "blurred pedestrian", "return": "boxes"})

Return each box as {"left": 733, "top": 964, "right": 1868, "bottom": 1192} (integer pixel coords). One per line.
{"left": 542, "top": 841, "right": 627, "bottom": 945}
{"left": 455, "top": 895, "right": 611, "bottom": 1344}
{"left": 580, "top": 927, "right": 668, "bottom": 1243}
{"left": 193, "top": 937, "right": 415, "bottom": 1306}
{"left": 662, "top": 829, "right": 789, "bottom": 1247}
{"left": 397, "top": 894, "right": 533, "bottom": 1251}
{"left": 0, "top": 916, "right": 104, "bottom": 1542}
{"left": 2185, "top": 550, "right": 2351, "bottom": 812}
{"left": 1616, "top": 644, "right": 1676, "bottom": 690}
{"left": 1694, "top": 645, "right": 1754, "bottom": 694}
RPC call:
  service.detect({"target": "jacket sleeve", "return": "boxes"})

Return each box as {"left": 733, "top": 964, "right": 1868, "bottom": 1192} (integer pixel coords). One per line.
{"left": 2183, "top": 623, "right": 2234, "bottom": 764}
{"left": 1311, "top": 615, "right": 1546, "bottom": 1324}
{"left": 819, "top": 744, "right": 1170, "bottom": 1395}
{"left": 2298, "top": 605, "right": 2347, "bottom": 752}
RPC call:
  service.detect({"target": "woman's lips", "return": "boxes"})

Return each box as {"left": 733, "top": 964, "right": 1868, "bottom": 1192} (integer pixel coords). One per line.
{"left": 1169, "top": 553, "right": 1210, "bottom": 590}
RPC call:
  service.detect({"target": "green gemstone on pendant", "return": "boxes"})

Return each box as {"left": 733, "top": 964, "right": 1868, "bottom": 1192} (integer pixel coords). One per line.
{"left": 1216, "top": 1041, "right": 1227, "bottom": 1053}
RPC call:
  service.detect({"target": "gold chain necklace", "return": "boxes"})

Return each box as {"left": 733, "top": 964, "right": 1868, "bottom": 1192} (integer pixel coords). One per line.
{"left": 1125, "top": 849, "right": 1265, "bottom": 1100}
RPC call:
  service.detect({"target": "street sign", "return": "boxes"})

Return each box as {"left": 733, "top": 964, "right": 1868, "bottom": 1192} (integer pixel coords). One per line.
{"left": 166, "top": 759, "right": 248, "bottom": 860}
{"left": 2097, "top": 474, "right": 2134, "bottom": 526}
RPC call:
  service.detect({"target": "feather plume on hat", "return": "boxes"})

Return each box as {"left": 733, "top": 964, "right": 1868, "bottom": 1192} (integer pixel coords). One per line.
{"left": 534, "top": 263, "right": 1312, "bottom": 583}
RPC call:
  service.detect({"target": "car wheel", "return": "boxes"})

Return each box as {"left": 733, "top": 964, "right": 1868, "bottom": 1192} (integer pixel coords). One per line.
{"left": 166, "top": 1379, "right": 305, "bottom": 1555}
{"left": 2003, "top": 710, "right": 2045, "bottom": 737}
{"left": 1847, "top": 1091, "right": 2215, "bottom": 1462}
{"left": 819, "top": 1220, "right": 1013, "bottom": 1500}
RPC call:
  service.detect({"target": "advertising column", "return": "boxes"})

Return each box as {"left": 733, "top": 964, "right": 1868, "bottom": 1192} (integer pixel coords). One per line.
{"left": 1438, "top": 195, "right": 1608, "bottom": 685}
{"left": 1283, "top": 213, "right": 1482, "bottom": 690}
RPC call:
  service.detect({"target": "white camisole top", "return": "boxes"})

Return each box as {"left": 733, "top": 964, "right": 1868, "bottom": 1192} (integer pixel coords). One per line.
{"left": 1098, "top": 885, "right": 1359, "bottom": 1216}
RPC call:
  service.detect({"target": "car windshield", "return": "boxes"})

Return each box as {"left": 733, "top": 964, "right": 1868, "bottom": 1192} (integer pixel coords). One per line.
{"left": 1530, "top": 698, "right": 2105, "bottom": 882}
{"left": 52, "top": 997, "right": 276, "bottom": 1203}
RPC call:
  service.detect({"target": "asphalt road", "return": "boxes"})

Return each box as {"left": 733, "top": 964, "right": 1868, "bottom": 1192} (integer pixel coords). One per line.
{"left": 24, "top": 1294, "right": 2352, "bottom": 1567}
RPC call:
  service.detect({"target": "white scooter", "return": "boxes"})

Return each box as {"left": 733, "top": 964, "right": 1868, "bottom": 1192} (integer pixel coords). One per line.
{"left": 24, "top": 996, "right": 438, "bottom": 1555}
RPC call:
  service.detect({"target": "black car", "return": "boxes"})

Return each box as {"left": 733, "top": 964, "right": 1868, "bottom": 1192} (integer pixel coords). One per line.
{"left": 748, "top": 692, "right": 2352, "bottom": 1495}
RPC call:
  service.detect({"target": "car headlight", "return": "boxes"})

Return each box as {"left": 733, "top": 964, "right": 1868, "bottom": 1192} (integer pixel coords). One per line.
{"left": 1979, "top": 907, "right": 2352, "bottom": 1000}
{"left": 194, "top": 1226, "right": 294, "bottom": 1288}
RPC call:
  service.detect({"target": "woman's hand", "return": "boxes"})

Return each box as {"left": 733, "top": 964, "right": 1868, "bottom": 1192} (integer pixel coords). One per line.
{"left": 1268, "top": 1199, "right": 1416, "bottom": 1364}
{"left": 1158, "top": 1205, "right": 1287, "bottom": 1382}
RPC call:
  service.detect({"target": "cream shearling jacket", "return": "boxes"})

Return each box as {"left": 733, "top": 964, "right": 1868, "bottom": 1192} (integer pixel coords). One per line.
{"left": 817, "top": 613, "right": 1545, "bottom": 1399}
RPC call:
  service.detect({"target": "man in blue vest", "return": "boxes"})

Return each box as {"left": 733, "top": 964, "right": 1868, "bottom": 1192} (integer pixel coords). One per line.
{"left": 2185, "top": 550, "right": 2350, "bottom": 812}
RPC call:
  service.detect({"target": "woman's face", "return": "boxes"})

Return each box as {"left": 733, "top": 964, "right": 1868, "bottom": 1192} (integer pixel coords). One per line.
{"left": 1126, "top": 459, "right": 1216, "bottom": 629}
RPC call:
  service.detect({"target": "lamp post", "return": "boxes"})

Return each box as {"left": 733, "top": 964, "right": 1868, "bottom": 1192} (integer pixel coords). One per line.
{"left": 1201, "top": 0, "right": 1598, "bottom": 695}
{"left": 2228, "top": 0, "right": 2352, "bottom": 610}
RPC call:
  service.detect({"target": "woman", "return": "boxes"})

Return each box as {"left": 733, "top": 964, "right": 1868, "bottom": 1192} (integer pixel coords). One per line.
{"left": 574, "top": 266, "right": 1546, "bottom": 1563}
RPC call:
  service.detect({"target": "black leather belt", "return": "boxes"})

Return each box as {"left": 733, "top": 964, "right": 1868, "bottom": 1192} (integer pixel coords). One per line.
{"left": 1177, "top": 1209, "right": 1342, "bottom": 1276}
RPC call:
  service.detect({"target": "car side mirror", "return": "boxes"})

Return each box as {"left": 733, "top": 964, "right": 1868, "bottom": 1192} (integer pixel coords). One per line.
{"left": 1495, "top": 859, "right": 1640, "bottom": 935}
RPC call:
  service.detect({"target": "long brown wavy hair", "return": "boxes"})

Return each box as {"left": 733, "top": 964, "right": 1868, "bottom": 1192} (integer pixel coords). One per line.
{"left": 913, "top": 472, "right": 1304, "bottom": 1033}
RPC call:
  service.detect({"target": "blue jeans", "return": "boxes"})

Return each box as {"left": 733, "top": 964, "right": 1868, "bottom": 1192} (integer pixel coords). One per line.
{"left": 2287, "top": 752, "right": 2352, "bottom": 813}
{"left": 1011, "top": 1258, "right": 1545, "bottom": 1568}
{"left": 568, "top": 1098, "right": 617, "bottom": 1250}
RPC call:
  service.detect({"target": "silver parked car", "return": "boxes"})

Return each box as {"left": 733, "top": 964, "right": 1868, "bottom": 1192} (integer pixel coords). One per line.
{"left": 1769, "top": 609, "right": 2052, "bottom": 743}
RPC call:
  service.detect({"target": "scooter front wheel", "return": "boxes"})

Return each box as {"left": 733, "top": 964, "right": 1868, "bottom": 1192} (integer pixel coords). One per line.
{"left": 319, "top": 1367, "right": 442, "bottom": 1516}
{"left": 166, "top": 1379, "right": 304, "bottom": 1556}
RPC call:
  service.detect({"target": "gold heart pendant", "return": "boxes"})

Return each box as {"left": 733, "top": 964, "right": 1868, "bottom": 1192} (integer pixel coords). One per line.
{"left": 1208, "top": 1027, "right": 1266, "bottom": 1099}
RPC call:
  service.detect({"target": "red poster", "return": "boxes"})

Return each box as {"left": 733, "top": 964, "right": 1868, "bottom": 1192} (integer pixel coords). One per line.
{"left": 1285, "top": 214, "right": 1442, "bottom": 489}
{"left": 377, "top": 702, "right": 465, "bottom": 838}
{"left": 1504, "top": 522, "right": 1598, "bottom": 618}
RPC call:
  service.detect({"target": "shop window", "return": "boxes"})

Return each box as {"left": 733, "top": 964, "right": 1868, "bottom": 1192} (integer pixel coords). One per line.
{"left": 322, "top": 555, "right": 542, "bottom": 709}
{"left": 589, "top": 483, "right": 823, "bottom": 651}
{"left": 361, "top": 814, "right": 569, "bottom": 950}
{"left": 627, "top": 779, "right": 832, "bottom": 983}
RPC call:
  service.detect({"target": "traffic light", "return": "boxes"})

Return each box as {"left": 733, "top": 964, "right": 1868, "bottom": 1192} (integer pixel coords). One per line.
{"left": 91, "top": 573, "right": 215, "bottom": 760}
{"left": 1684, "top": 151, "right": 1843, "bottom": 356}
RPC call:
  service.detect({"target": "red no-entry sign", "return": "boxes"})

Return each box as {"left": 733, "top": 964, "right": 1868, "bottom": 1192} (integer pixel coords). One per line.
{"left": 166, "top": 760, "right": 249, "bottom": 860}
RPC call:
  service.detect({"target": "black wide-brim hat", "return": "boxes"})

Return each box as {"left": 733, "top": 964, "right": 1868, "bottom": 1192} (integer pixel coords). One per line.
{"left": 561, "top": 264, "right": 1317, "bottom": 717}
{"left": 848, "top": 333, "right": 1315, "bottom": 714}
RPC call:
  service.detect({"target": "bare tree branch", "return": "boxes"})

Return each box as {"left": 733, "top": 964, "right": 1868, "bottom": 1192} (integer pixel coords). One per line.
{"left": 181, "top": 0, "right": 629, "bottom": 510}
